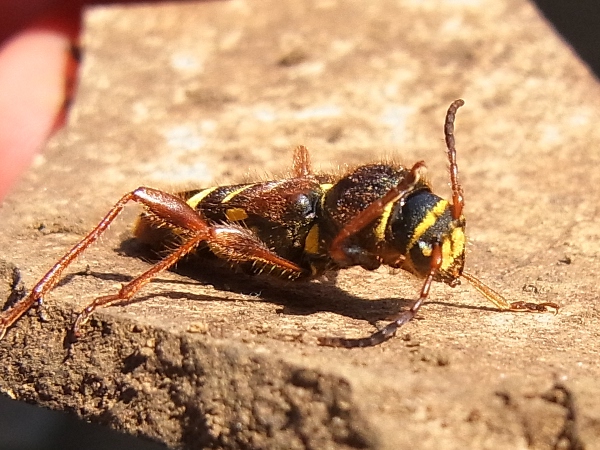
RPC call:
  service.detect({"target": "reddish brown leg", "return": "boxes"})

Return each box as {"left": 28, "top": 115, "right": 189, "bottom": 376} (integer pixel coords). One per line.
{"left": 207, "top": 226, "right": 306, "bottom": 275}
{"left": 72, "top": 225, "right": 306, "bottom": 335}
{"left": 319, "top": 242, "right": 443, "bottom": 348}
{"left": 0, "top": 187, "right": 207, "bottom": 339}
{"left": 329, "top": 161, "right": 426, "bottom": 264}
{"left": 72, "top": 230, "right": 207, "bottom": 336}
{"left": 0, "top": 187, "right": 307, "bottom": 340}
{"left": 292, "top": 145, "right": 312, "bottom": 177}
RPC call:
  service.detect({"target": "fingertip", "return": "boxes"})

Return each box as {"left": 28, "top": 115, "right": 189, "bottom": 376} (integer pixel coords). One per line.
{"left": 0, "top": 10, "right": 81, "bottom": 200}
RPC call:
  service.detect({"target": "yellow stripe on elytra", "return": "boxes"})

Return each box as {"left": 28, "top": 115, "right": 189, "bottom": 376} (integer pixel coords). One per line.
{"left": 304, "top": 224, "right": 320, "bottom": 254}
{"left": 225, "top": 207, "right": 249, "bottom": 222}
{"left": 374, "top": 201, "right": 395, "bottom": 241}
{"left": 222, "top": 184, "right": 255, "bottom": 203}
{"left": 187, "top": 186, "right": 219, "bottom": 209}
{"left": 407, "top": 199, "right": 449, "bottom": 250}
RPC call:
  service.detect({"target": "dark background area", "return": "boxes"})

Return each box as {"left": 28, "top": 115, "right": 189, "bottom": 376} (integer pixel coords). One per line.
{"left": 0, "top": 395, "right": 166, "bottom": 450}
{"left": 534, "top": 0, "right": 600, "bottom": 78}
{"left": 0, "top": 1, "right": 598, "bottom": 449}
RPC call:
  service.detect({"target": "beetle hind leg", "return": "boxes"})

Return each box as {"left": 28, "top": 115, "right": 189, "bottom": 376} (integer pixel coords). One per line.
{"left": 72, "top": 222, "right": 308, "bottom": 336}
{"left": 72, "top": 229, "right": 209, "bottom": 336}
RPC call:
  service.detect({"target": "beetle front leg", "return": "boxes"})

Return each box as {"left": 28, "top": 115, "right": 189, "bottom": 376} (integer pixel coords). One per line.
{"left": 319, "top": 242, "right": 443, "bottom": 348}
{"left": 328, "top": 161, "right": 426, "bottom": 266}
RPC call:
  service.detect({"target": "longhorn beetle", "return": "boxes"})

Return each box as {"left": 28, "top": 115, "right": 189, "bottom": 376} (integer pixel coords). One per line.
{"left": 0, "top": 100, "right": 558, "bottom": 347}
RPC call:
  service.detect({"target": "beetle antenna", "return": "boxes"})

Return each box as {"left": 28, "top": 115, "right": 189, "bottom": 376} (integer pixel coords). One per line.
{"left": 444, "top": 99, "right": 465, "bottom": 219}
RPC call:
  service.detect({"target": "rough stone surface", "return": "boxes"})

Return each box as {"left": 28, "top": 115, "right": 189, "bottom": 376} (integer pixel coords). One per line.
{"left": 1, "top": 1, "right": 600, "bottom": 449}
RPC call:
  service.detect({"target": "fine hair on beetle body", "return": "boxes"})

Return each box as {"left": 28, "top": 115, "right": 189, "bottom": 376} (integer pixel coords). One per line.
{"left": 0, "top": 99, "right": 558, "bottom": 348}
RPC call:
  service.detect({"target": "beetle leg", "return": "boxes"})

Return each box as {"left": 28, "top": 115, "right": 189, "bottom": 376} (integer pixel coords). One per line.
{"left": 319, "top": 242, "right": 442, "bottom": 348}
{"left": 0, "top": 187, "right": 209, "bottom": 340}
{"left": 72, "top": 224, "right": 307, "bottom": 336}
{"left": 0, "top": 186, "right": 307, "bottom": 340}
{"left": 328, "top": 161, "right": 426, "bottom": 265}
